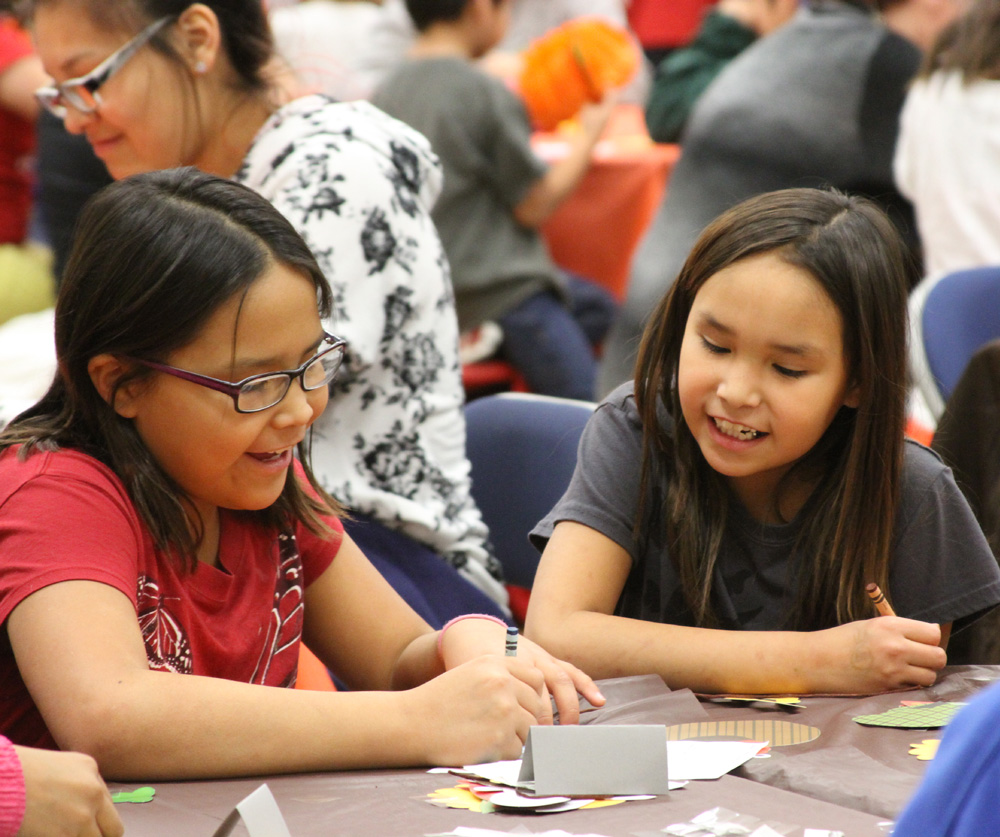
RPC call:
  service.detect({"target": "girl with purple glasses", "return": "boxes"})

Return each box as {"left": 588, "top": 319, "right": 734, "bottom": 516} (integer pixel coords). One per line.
{"left": 0, "top": 168, "right": 601, "bottom": 779}
{"left": 24, "top": 0, "right": 511, "bottom": 632}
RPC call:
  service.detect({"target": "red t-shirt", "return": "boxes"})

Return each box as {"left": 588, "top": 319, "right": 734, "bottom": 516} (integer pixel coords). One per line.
{"left": 0, "top": 447, "right": 342, "bottom": 748}
{"left": 627, "top": 0, "right": 714, "bottom": 49}
{"left": 0, "top": 18, "right": 35, "bottom": 245}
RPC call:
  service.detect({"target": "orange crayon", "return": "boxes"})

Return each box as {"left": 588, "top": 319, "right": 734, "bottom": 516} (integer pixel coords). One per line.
{"left": 866, "top": 582, "right": 896, "bottom": 617}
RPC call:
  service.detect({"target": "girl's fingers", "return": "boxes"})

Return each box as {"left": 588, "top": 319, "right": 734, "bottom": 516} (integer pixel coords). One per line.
{"left": 896, "top": 617, "right": 942, "bottom": 646}
{"left": 543, "top": 664, "right": 585, "bottom": 725}
{"left": 563, "top": 662, "right": 606, "bottom": 709}
{"left": 97, "top": 794, "right": 125, "bottom": 837}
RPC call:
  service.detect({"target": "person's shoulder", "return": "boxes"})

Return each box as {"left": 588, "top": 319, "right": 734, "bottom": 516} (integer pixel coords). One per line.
{"left": 0, "top": 445, "right": 118, "bottom": 480}
{"left": 598, "top": 381, "right": 640, "bottom": 421}
{"left": 903, "top": 437, "right": 947, "bottom": 471}
{"left": 248, "top": 94, "right": 440, "bottom": 185}
{"left": 270, "top": 95, "right": 429, "bottom": 146}
{"left": 598, "top": 381, "right": 675, "bottom": 436}
{"left": 0, "top": 446, "right": 127, "bottom": 502}
{"left": 901, "top": 437, "right": 952, "bottom": 495}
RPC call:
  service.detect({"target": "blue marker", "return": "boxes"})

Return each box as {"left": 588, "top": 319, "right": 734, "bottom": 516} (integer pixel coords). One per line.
{"left": 505, "top": 624, "right": 519, "bottom": 657}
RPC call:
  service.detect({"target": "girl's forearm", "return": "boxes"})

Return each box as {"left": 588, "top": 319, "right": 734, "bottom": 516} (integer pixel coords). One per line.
{"left": 526, "top": 609, "right": 817, "bottom": 694}
{"left": 526, "top": 608, "right": 947, "bottom": 695}
{"left": 390, "top": 631, "right": 445, "bottom": 690}
{"left": 60, "top": 672, "right": 429, "bottom": 781}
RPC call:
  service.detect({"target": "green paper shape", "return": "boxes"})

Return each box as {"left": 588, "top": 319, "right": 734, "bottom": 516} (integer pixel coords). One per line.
{"left": 853, "top": 702, "right": 965, "bottom": 729}
{"left": 112, "top": 786, "right": 156, "bottom": 804}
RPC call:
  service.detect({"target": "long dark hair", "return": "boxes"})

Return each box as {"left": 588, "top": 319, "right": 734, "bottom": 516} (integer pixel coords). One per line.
{"left": 26, "top": 0, "right": 273, "bottom": 93}
{"left": 633, "top": 188, "right": 911, "bottom": 629}
{"left": 0, "top": 168, "right": 341, "bottom": 570}
{"left": 920, "top": 0, "right": 1000, "bottom": 82}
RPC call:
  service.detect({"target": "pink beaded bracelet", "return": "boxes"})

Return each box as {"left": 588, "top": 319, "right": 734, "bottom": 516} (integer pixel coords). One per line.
{"left": 0, "top": 736, "right": 25, "bottom": 837}
{"left": 436, "top": 613, "right": 508, "bottom": 657}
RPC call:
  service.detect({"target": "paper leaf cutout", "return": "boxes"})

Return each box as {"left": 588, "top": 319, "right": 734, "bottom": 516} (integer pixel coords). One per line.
{"left": 426, "top": 786, "right": 488, "bottom": 812}
{"left": 111, "top": 787, "right": 155, "bottom": 804}
{"left": 909, "top": 739, "right": 941, "bottom": 761}
{"left": 853, "top": 702, "right": 964, "bottom": 729}
{"left": 582, "top": 798, "right": 627, "bottom": 809}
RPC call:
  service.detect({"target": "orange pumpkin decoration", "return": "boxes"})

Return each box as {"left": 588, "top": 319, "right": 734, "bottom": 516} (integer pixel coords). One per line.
{"left": 518, "top": 18, "right": 639, "bottom": 131}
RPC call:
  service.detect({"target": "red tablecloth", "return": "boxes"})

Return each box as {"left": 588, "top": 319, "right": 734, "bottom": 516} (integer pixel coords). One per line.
{"left": 536, "top": 106, "right": 680, "bottom": 302}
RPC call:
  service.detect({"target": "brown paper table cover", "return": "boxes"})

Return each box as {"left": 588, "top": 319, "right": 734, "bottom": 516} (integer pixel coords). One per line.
{"left": 699, "top": 665, "right": 1000, "bottom": 818}
{"left": 106, "top": 671, "right": 935, "bottom": 836}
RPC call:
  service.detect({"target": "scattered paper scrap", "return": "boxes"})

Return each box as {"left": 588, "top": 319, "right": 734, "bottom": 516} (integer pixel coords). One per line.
{"left": 426, "top": 828, "right": 615, "bottom": 837}
{"left": 210, "top": 784, "right": 291, "bottom": 837}
{"left": 665, "top": 719, "right": 820, "bottom": 747}
{"left": 662, "top": 806, "right": 794, "bottom": 837}
{"left": 853, "top": 702, "right": 965, "bottom": 729}
{"left": 909, "top": 739, "right": 941, "bottom": 761}
{"left": 448, "top": 760, "right": 523, "bottom": 788}
{"left": 706, "top": 697, "right": 803, "bottom": 712}
{"left": 666, "top": 740, "right": 769, "bottom": 781}
{"left": 426, "top": 783, "right": 652, "bottom": 814}
{"left": 111, "top": 786, "right": 155, "bottom": 804}
{"left": 446, "top": 737, "right": 762, "bottom": 795}
{"left": 427, "top": 786, "right": 487, "bottom": 812}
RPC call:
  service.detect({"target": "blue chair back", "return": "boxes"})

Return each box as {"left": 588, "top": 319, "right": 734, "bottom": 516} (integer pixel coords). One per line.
{"left": 464, "top": 393, "right": 595, "bottom": 589}
{"left": 923, "top": 266, "right": 1000, "bottom": 401}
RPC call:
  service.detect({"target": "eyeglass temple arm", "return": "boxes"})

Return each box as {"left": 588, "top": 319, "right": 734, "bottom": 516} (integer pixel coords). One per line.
{"left": 138, "top": 359, "right": 243, "bottom": 398}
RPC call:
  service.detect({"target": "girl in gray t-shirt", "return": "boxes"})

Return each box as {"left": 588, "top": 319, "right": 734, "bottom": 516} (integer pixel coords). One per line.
{"left": 528, "top": 188, "right": 1000, "bottom": 696}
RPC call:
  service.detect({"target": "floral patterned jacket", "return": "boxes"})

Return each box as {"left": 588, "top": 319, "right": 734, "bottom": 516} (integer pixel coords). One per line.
{"left": 237, "top": 96, "right": 506, "bottom": 605}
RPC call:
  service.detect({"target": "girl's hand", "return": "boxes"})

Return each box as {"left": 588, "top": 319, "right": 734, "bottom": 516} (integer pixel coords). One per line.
{"left": 438, "top": 618, "right": 605, "bottom": 724}
{"left": 15, "top": 746, "right": 124, "bottom": 837}
{"left": 822, "top": 617, "right": 947, "bottom": 693}
{"left": 407, "top": 655, "right": 547, "bottom": 766}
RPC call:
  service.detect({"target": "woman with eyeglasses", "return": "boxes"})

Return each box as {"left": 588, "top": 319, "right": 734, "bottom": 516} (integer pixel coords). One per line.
{"left": 0, "top": 167, "right": 602, "bottom": 778}
{"left": 23, "top": 0, "right": 513, "bottom": 633}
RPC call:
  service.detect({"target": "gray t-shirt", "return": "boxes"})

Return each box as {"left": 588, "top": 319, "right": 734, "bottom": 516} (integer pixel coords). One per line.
{"left": 531, "top": 383, "right": 1000, "bottom": 631}
{"left": 372, "top": 58, "right": 559, "bottom": 330}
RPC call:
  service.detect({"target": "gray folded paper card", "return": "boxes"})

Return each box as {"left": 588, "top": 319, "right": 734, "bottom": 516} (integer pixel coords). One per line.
{"left": 517, "top": 724, "right": 670, "bottom": 796}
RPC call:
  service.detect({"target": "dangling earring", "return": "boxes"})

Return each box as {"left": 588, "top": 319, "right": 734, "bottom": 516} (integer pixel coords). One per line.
{"left": 194, "top": 60, "right": 208, "bottom": 75}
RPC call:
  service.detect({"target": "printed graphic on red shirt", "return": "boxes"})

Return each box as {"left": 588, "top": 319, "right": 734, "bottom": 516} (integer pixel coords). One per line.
{"left": 136, "top": 531, "right": 305, "bottom": 685}
{"left": 137, "top": 577, "right": 192, "bottom": 675}
{"left": 251, "top": 531, "right": 304, "bottom": 687}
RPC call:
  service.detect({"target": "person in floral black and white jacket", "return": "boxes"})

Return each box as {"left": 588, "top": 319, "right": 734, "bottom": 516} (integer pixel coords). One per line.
{"left": 25, "top": 0, "right": 509, "bottom": 625}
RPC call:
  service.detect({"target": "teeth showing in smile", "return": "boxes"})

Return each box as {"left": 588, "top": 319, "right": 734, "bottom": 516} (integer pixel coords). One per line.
{"left": 714, "top": 418, "right": 762, "bottom": 440}
{"left": 250, "top": 450, "right": 285, "bottom": 462}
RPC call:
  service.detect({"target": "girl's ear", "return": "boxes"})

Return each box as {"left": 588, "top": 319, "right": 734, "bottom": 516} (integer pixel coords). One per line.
{"left": 843, "top": 383, "right": 861, "bottom": 410}
{"left": 87, "top": 354, "right": 142, "bottom": 418}
{"left": 175, "top": 3, "right": 222, "bottom": 76}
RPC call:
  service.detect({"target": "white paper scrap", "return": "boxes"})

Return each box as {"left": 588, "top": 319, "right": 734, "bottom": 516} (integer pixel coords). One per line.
{"left": 748, "top": 827, "right": 786, "bottom": 837}
{"left": 235, "top": 784, "right": 292, "bottom": 837}
{"left": 667, "top": 740, "right": 768, "bottom": 781}
{"left": 426, "top": 829, "right": 614, "bottom": 837}
{"left": 458, "top": 760, "right": 525, "bottom": 787}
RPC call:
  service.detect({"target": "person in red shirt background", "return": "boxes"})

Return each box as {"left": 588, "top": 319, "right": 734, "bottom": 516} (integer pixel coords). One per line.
{"left": 0, "top": 9, "right": 55, "bottom": 325}
{"left": 627, "top": 0, "right": 716, "bottom": 65}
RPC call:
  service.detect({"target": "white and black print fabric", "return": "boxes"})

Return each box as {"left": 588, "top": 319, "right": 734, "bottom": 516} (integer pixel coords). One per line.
{"left": 237, "top": 96, "right": 506, "bottom": 605}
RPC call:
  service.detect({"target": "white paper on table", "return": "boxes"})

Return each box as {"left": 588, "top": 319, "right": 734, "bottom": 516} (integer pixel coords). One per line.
{"left": 666, "top": 740, "right": 768, "bottom": 781}
{"left": 211, "top": 784, "right": 291, "bottom": 837}
{"left": 426, "top": 829, "right": 615, "bottom": 837}
{"left": 748, "top": 827, "right": 787, "bottom": 837}
{"left": 435, "top": 761, "right": 685, "bottom": 793}
{"left": 475, "top": 787, "right": 571, "bottom": 809}
{"left": 456, "top": 759, "right": 525, "bottom": 787}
